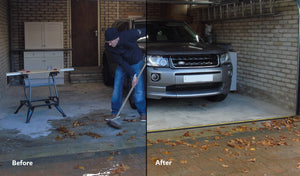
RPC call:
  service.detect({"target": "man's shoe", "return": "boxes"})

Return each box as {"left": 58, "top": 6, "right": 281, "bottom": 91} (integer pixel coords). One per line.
{"left": 105, "top": 114, "right": 116, "bottom": 121}
{"left": 140, "top": 115, "right": 146, "bottom": 122}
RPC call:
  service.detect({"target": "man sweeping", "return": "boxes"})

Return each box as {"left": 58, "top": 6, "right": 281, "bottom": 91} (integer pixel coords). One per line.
{"left": 104, "top": 27, "right": 146, "bottom": 122}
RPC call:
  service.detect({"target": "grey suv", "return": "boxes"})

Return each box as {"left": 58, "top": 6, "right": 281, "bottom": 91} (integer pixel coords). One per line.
{"left": 103, "top": 18, "right": 232, "bottom": 103}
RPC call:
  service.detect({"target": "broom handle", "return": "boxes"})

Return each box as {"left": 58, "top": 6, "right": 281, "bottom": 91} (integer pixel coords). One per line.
{"left": 116, "top": 63, "right": 146, "bottom": 117}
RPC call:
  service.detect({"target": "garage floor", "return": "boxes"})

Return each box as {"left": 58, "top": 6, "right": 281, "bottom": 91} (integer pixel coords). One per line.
{"left": 0, "top": 82, "right": 296, "bottom": 175}
{"left": 147, "top": 93, "right": 295, "bottom": 132}
{"left": 0, "top": 83, "right": 146, "bottom": 175}
{"left": 147, "top": 117, "right": 300, "bottom": 176}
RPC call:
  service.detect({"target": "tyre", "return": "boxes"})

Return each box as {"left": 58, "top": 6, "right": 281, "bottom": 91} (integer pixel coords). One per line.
{"left": 102, "top": 55, "right": 114, "bottom": 86}
{"left": 206, "top": 94, "right": 228, "bottom": 102}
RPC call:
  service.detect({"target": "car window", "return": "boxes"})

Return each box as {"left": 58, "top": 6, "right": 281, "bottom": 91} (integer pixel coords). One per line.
{"left": 133, "top": 22, "right": 146, "bottom": 43}
{"left": 147, "top": 21, "right": 199, "bottom": 43}
{"left": 116, "top": 21, "right": 129, "bottom": 32}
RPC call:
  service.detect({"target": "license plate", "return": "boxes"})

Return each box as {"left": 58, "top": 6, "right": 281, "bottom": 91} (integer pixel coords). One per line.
{"left": 183, "top": 75, "right": 213, "bottom": 83}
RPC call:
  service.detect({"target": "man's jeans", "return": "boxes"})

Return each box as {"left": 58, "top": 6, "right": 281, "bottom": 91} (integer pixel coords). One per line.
{"left": 111, "top": 60, "right": 146, "bottom": 116}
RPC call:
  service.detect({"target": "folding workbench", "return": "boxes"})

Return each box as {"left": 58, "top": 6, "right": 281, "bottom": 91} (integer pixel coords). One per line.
{"left": 6, "top": 68, "right": 74, "bottom": 123}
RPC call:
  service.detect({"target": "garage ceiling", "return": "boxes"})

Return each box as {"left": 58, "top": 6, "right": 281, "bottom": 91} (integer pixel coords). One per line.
{"left": 99, "top": 0, "right": 245, "bottom": 5}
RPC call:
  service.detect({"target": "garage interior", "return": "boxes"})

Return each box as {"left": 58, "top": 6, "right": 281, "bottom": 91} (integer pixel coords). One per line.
{"left": 0, "top": 0, "right": 299, "bottom": 175}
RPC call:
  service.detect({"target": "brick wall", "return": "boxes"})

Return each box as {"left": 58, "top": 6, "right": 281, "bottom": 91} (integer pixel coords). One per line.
{"left": 0, "top": 0, "right": 9, "bottom": 98}
{"left": 189, "top": 0, "right": 298, "bottom": 110}
{"left": 99, "top": 1, "right": 147, "bottom": 63}
{"left": 10, "top": 0, "right": 70, "bottom": 72}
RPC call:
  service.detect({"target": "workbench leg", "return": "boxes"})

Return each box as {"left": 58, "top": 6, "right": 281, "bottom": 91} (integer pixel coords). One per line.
{"left": 26, "top": 107, "right": 34, "bottom": 123}
{"left": 55, "top": 105, "right": 66, "bottom": 117}
{"left": 45, "top": 100, "right": 52, "bottom": 109}
{"left": 15, "top": 101, "right": 25, "bottom": 114}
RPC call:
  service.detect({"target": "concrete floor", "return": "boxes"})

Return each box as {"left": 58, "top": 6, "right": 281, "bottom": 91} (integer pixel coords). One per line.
{"left": 147, "top": 117, "right": 300, "bottom": 176}
{"left": 0, "top": 82, "right": 296, "bottom": 175}
{"left": 147, "top": 93, "right": 295, "bottom": 131}
{"left": 0, "top": 83, "right": 146, "bottom": 175}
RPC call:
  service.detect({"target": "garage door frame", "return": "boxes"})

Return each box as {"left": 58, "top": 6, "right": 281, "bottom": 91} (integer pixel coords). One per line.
{"left": 296, "top": 0, "right": 300, "bottom": 115}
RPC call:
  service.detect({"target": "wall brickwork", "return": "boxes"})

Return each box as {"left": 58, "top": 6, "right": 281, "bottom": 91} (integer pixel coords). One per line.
{"left": 190, "top": 0, "right": 298, "bottom": 110}
{"left": 99, "top": 1, "right": 147, "bottom": 62}
{"left": 10, "top": 0, "right": 70, "bottom": 72}
{"left": 0, "top": 0, "right": 9, "bottom": 98}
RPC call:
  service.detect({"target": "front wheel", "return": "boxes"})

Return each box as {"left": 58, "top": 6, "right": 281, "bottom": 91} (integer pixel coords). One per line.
{"left": 206, "top": 94, "right": 228, "bottom": 102}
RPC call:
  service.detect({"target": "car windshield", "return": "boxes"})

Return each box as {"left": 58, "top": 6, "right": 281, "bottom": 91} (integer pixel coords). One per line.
{"left": 134, "top": 21, "right": 199, "bottom": 43}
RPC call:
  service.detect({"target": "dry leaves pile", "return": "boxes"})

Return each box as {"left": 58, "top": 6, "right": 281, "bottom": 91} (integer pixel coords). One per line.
{"left": 78, "top": 132, "right": 102, "bottom": 139}
{"left": 148, "top": 116, "right": 300, "bottom": 171}
{"left": 55, "top": 119, "right": 102, "bottom": 141}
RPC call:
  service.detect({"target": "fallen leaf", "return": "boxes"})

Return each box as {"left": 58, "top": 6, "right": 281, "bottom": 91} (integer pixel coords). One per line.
{"left": 111, "top": 163, "right": 130, "bottom": 174}
{"left": 218, "top": 157, "right": 224, "bottom": 162}
{"left": 201, "top": 145, "right": 209, "bottom": 150}
{"left": 122, "top": 130, "right": 128, "bottom": 133}
{"left": 183, "top": 131, "right": 190, "bottom": 137}
{"left": 297, "top": 163, "right": 300, "bottom": 169}
{"left": 109, "top": 143, "right": 114, "bottom": 146}
{"left": 243, "top": 169, "right": 249, "bottom": 173}
{"left": 293, "top": 139, "right": 300, "bottom": 142}
{"left": 152, "top": 157, "right": 160, "bottom": 164}
{"left": 56, "top": 126, "right": 68, "bottom": 134}
{"left": 214, "top": 136, "right": 220, "bottom": 140}
{"left": 162, "top": 151, "right": 172, "bottom": 155}
{"left": 123, "top": 119, "right": 137, "bottom": 122}
{"left": 127, "top": 136, "right": 135, "bottom": 140}
{"left": 117, "top": 132, "right": 122, "bottom": 136}
{"left": 73, "top": 120, "right": 84, "bottom": 127}
{"left": 247, "top": 158, "right": 256, "bottom": 162}
{"left": 55, "top": 135, "right": 63, "bottom": 141}
{"left": 107, "top": 156, "right": 114, "bottom": 161}
{"left": 250, "top": 148, "right": 256, "bottom": 151}
{"left": 81, "top": 132, "right": 102, "bottom": 139}
{"left": 167, "top": 158, "right": 175, "bottom": 161}
{"left": 180, "top": 160, "right": 188, "bottom": 164}
{"left": 74, "top": 165, "right": 85, "bottom": 170}
{"left": 222, "top": 164, "right": 229, "bottom": 168}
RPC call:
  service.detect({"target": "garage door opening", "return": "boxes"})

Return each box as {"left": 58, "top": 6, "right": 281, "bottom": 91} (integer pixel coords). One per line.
{"left": 146, "top": 0, "right": 298, "bottom": 132}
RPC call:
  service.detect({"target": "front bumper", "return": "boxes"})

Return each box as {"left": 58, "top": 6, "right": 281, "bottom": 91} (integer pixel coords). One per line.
{"left": 146, "top": 64, "right": 232, "bottom": 99}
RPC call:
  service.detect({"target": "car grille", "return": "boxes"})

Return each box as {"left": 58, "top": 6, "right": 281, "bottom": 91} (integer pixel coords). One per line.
{"left": 171, "top": 55, "right": 219, "bottom": 68}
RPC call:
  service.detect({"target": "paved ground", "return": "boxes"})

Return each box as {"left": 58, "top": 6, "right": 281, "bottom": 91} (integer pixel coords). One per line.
{"left": 147, "top": 93, "right": 294, "bottom": 131}
{"left": 0, "top": 83, "right": 146, "bottom": 176}
{"left": 0, "top": 83, "right": 298, "bottom": 175}
{"left": 0, "top": 146, "right": 145, "bottom": 176}
{"left": 147, "top": 116, "right": 300, "bottom": 176}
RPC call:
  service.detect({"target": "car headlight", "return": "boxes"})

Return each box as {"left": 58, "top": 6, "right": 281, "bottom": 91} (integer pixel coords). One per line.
{"left": 147, "top": 55, "right": 169, "bottom": 67}
{"left": 220, "top": 53, "right": 231, "bottom": 64}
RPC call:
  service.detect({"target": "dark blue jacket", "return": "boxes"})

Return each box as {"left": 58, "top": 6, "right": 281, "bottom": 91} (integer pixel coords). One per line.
{"left": 105, "top": 28, "right": 146, "bottom": 78}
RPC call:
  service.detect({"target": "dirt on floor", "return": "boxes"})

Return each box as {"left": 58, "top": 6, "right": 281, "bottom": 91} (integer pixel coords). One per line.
{"left": 147, "top": 116, "right": 300, "bottom": 176}
{"left": 0, "top": 109, "right": 146, "bottom": 176}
